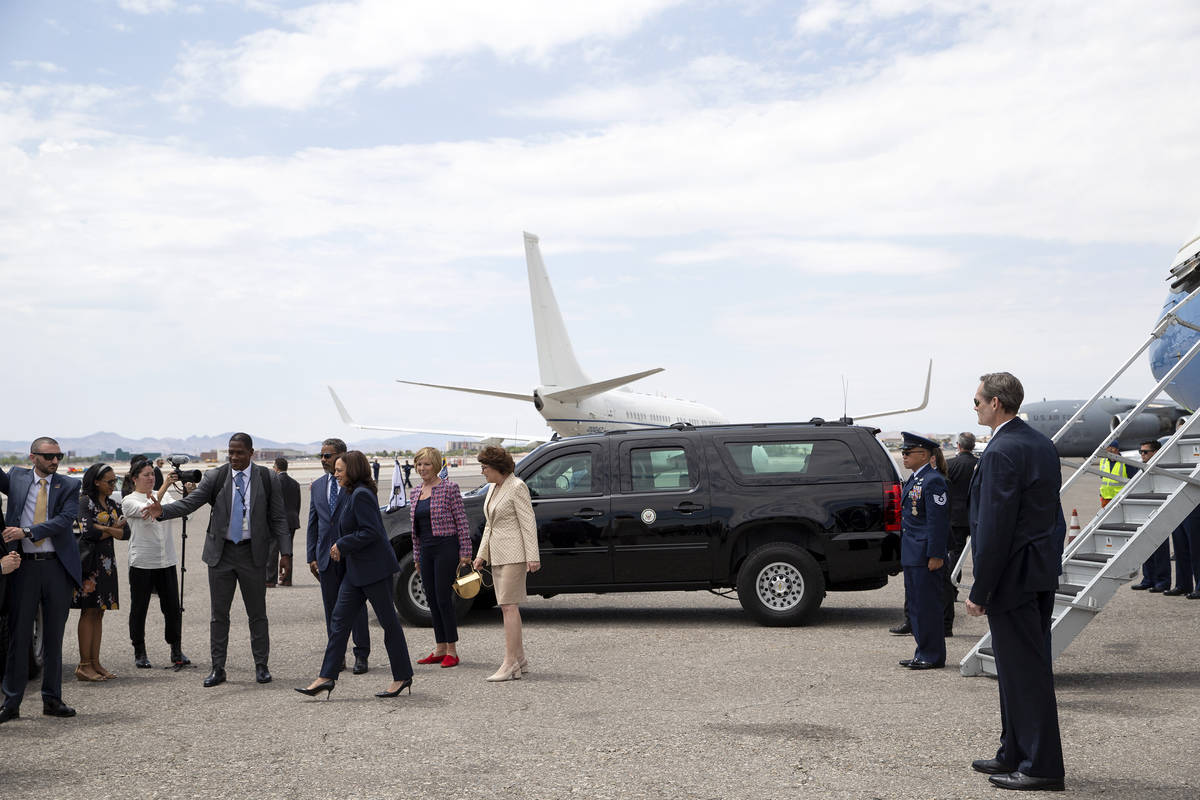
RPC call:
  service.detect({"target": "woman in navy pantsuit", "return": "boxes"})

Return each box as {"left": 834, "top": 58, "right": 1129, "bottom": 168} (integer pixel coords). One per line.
{"left": 296, "top": 450, "right": 414, "bottom": 699}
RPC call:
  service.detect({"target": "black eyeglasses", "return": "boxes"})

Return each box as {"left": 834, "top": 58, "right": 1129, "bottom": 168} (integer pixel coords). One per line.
{"left": 33, "top": 452, "right": 64, "bottom": 460}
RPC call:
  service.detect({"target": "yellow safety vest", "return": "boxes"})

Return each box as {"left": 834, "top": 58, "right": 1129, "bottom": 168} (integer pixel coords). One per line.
{"left": 1099, "top": 458, "right": 1128, "bottom": 500}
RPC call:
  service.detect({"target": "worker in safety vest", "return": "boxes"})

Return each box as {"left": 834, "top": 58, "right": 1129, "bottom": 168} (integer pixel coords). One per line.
{"left": 1098, "top": 440, "right": 1127, "bottom": 508}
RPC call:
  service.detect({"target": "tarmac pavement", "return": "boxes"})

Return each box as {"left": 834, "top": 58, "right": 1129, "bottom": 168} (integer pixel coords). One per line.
{"left": 0, "top": 464, "right": 1197, "bottom": 799}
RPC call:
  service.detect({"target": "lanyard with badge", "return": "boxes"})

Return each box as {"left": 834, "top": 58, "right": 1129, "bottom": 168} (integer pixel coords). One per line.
{"left": 235, "top": 473, "right": 249, "bottom": 530}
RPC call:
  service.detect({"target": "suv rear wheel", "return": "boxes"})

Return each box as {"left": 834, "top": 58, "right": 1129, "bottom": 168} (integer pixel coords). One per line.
{"left": 392, "top": 552, "right": 475, "bottom": 628}
{"left": 736, "top": 543, "right": 825, "bottom": 626}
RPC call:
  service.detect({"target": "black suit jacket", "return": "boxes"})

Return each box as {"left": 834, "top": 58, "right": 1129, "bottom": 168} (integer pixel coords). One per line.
{"left": 0, "top": 466, "right": 83, "bottom": 587}
{"left": 946, "top": 451, "right": 978, "bottom": 528}
{"left": 968, "top": 417, "right": 1065, "bottom": 612}
{"left": 278, "top": 472, "right": 301, "bottom": 532}
{"left": 335, "top": 486, "right": 400, "bottom": 587}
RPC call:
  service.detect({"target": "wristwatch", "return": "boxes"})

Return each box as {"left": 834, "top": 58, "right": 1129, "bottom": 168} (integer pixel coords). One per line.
{"left": 21, "top": 527, "right": 31, "bottom": 537}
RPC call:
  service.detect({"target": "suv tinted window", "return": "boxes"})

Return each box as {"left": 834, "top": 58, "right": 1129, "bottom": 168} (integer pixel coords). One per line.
{"left": 723, "top": 439, "right": 861, "bottom": 478}
{"left": 526, "top": 452, "right": 595, "bottom": 497}
{"left": 629, "top": 446, "right": 691, "bottom": 491}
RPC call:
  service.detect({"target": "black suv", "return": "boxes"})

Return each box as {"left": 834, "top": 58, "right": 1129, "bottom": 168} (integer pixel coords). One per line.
{"left": 385, "top": 421, "right": 903, "bottom": 627}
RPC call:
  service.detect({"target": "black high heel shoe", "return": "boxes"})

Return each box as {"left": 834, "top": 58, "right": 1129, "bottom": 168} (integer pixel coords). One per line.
{"left": 375, "top": 678, "right": 412, "bottom": 697}
{"left": 294, "top": 680, "right": 336, "bottom": 699}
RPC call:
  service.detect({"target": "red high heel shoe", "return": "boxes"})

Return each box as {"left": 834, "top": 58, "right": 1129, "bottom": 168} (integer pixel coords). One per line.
{"left": 417, "top": 652, "right": 445, "bottom": 665}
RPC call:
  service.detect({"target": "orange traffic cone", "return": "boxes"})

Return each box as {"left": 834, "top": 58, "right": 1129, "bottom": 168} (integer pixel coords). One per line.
{"left": 1068, "top": 508, "right": 1081, "bottom": 543}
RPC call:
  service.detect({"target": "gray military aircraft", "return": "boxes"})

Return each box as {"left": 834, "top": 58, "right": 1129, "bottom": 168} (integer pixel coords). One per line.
{"left": 1020, "top": 396, "right": 1187, "bottom": 457}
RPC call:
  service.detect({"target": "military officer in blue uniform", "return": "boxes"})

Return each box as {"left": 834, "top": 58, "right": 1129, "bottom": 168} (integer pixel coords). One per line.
{"left": 898, "top": 432, "right": 950, "bottom": 670}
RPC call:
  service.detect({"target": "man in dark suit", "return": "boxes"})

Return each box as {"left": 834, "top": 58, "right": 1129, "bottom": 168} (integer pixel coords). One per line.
{"left": 144, "top": 433, "right": 288, "bottom": 687}
{"left": 0, "top": 437, "right": 83, "bottom": 723}
{"left": 269, "top": 457, "right": 301, "bottom": 587}
{"left": 967, "top": 373, "right": 1066, "bottom": 792}
{"left": 943, "top": 432, "right": 978, "bottom": 633}
{"left": 307, "top": 438, "right": 369, "bottom": 674}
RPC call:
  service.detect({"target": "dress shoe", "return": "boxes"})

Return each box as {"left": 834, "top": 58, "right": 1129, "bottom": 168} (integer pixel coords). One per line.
{"left": 0, "top": 706, "right": 19, "bottom": 724}
{"left": 1130, "top": 582, "right": 1152, "bottom": 590}
{"left": 988, "top": 771, "right": 1065, "bottom": 791}
{"left": 485, "top": 664, "right": 522, "bottom": 682}
{"left": 256, "top": 664, "right": 272, "bottom": 684}
{"left": 972, "top": 758, "right": 1013, "bottom": 775}
{"left": 944, "top": 629, "right": 954, "bottom": 637}
{"left": 170, "top": 646, "right": 191, "bottom": 667}
{"left": 888, "top": 622, "right": 912, "bottom": 635}
{"left": 295, "top": 680, "right": 335, "bottom": 699}
{"left": 1163, "top": 587, "right": 1188, "bottom": 596}
{"left": 375, "top": 677, "right": 413, "bottom": 697}
{"left": 898, "top": 658, "right": 916, "bottom": 667}
{"left": 417, "top": 652, "right": 446, "bottom": 665}
{"left": 42, "top": 698, "right": 76, "bottom": 718}
{"left": 440, "top": 655, "right": 460, "bottom": 668}
{"left": 1149, "top": 584, "right": 1169, "bottom": 593}
{"left": 905, "top": 660, "right": 944, "bottom": 670}
{"left": 353, "top": 656, "right": 369, "bottom": 675}
{"left": 134, "top": 650, "right": 152, "bottom": 669}
{"left": 1188, "top": 591, "right": 1200, "bottom": 600}
{"left": 203, "top": 667, "right": 227, "bottom": 688}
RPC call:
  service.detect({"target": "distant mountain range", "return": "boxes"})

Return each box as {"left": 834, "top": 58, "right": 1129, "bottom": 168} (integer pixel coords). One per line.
{"left": 0, "top": 431, "right": 490, "bottom": 457}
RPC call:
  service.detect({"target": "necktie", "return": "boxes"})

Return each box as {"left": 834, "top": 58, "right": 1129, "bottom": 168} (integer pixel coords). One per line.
{"left": 33, "top": 478, "right": 48, "bottom": 548}
{"left": 329, "top": 479, "right": 340, "bottom": 515}
{"left": 230, "top": 472, "right": 246, "bottom": 543}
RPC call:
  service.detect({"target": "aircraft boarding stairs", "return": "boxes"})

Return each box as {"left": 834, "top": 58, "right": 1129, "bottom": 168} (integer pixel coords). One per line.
{"left": 957, "top": 285, "right": 1200, "bottom": 677}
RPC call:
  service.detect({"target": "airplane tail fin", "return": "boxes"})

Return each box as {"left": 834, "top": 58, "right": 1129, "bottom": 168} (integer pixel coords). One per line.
{"left": 525, "top": 232, "right": 590, "bottom": 389}
{"left": 545, "top": 368, "right": 664, "bottom": 404}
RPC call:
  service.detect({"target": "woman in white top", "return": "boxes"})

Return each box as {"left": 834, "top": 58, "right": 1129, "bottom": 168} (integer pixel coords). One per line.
{"left": 121, "top": 457, "right": 190, "bottom": 670}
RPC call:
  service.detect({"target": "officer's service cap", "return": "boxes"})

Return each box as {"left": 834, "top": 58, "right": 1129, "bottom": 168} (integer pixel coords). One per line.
{"left": 900, "top": 432, "right": 940, "bottom": 453}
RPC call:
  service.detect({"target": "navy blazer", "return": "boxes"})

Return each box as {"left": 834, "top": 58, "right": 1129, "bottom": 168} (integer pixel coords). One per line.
{"left": 306, "top": 472, "right": 344, "bottom": 572}
{"left": 968, "top": 417, "right": 1066, "bottom": 611}
{"left": 334, "top": 485, "right": 400, "bottom": 587}
{"left": 0, "top": 467, "right": 83, "bottom": 588}
{"left": 900, "top": 465, "right": 949, "bottom": 567}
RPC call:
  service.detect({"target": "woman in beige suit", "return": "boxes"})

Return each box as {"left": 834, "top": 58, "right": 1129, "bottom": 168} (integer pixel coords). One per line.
{"left": 471, "top": 445, "right": 540, "bottom": 682}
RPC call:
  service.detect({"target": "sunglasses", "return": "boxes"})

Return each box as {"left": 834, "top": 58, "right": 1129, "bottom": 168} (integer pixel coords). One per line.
{"left": 33, "top": 452, "right": 64, "bottom": 460}
{"left": 1138, "top": 449, "right": 1155, "bottom": 454}
{"left": 320, "top": 453, "right": 337, "bottom": 459}
{"left": 101, "top": 478, "right": 118, "bottom": 485}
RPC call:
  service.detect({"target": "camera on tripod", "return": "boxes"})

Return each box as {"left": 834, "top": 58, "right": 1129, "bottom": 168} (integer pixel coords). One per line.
{"left": 167, "top": 454, "right": 203, "bottom": 484}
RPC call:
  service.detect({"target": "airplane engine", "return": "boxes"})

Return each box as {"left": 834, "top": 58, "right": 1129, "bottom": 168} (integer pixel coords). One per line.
{"left": 1111, "top": 411, "right": 1174, "bottom": 442}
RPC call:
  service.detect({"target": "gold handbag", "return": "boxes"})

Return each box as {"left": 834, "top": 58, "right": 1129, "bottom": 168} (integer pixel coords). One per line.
{"left": 452, "top": 564, "right": 488, "bottom": 599}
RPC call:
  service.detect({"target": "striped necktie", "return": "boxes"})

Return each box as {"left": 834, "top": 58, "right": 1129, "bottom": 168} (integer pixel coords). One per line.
{"left": 329, "top": 478, "right": 340, "bottom": 515}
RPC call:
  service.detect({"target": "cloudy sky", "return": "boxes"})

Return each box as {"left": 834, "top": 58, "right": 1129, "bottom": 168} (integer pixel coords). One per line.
{"left": 2, "top": 0, "right": 1199, "bottom": 446}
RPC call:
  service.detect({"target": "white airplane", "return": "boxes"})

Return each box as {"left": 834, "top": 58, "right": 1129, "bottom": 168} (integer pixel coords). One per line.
{"left": 329, "top": 232, "right": 729, "bottom": 445}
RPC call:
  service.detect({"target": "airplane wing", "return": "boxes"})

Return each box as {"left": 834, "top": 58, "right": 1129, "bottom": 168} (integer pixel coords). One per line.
{"left": 394, "top": 379, "right": 531, "bottom": 402}
{"left": 852, "top": 360, "right": 932, "bottom": 421}
{"left": 544, "top": 368, "right": 664, "bottom": 403}
{"left": 328, "top": 387, "right": 546, "bottom": 446}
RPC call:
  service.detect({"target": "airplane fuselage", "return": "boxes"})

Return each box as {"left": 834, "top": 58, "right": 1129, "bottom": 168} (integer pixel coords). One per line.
{"left": 535, "top": 387, "right": 727, "bottom": 437}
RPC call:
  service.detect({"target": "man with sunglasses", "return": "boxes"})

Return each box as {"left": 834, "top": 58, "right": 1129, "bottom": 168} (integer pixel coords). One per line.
{"left": 1130, "top": 440, "right": 1172, "bottom": 592}
{"left": 306, "top": 438, "right": 370, "bottom": 675}
{"left": 0, "top": 437, "right": 83, "bottom": 723}
{"left": 967, "top": 373, "right": 1065, "bottom": 792}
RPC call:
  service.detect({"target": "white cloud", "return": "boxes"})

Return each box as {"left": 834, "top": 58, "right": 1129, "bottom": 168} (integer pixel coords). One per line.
{"left": 169, "top": 0, "right": 686, "bottom": 110}
{"left": 117, "top": 0, "right": 178, "bottom": 13}
{"left": 658, "top": 239, "right": 960, "bottom": 274}
{"left": 11, "top": 60, "right": 66, "bottom": 74}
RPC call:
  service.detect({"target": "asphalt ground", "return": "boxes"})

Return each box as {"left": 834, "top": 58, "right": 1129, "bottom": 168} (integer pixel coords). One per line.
{"left": 1, "top": 462, "right": 1197, "bottom": 799}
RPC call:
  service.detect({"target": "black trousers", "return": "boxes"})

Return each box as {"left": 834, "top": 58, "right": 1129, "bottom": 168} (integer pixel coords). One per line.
{"left": 207, "top": 541, "right": 269, "bottom": 669}
{"left": 988, "top": 591, "right": 1065, "bottom": 778}
{"left": 319, "top": 560, "right": 369, "bottom": 660}
{"left": 128, "top": 566, "right": 182, "bottom": 650}
{"left": 418, "top": 533, "right": 460, "bottom": 644}
{"left": 2, "top": 558, "right": 72, "bottom": 708}
{"left": 319, "top": 576, "right": 412, "bottom": 681}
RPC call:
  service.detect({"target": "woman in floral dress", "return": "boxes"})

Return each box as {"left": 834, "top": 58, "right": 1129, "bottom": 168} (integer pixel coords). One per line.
{"left": 72, "top": 463, "right": 127, "bottom": 681}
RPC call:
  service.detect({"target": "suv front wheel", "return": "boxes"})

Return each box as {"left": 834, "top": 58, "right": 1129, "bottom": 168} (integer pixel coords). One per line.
{"left": 393, "top": 551, "right": 475, "bottom": 628}
{"left": 736, "top": 543, "right": 825, "bottom": 626}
